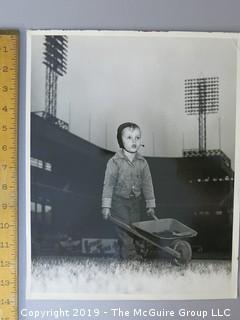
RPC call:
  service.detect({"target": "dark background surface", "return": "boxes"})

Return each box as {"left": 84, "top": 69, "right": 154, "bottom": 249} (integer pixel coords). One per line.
{"left": 0, "top": 0, "right": 239, "bottom": 318}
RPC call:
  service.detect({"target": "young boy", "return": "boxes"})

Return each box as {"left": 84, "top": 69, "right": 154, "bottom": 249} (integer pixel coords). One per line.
{"left": 101, "top": 122, "right": 156, "bottom": 259}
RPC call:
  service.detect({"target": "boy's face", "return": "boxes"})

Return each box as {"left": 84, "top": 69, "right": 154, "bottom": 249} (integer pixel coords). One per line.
{"left": 121, "top": 127, "right": 141, "bottom": 153}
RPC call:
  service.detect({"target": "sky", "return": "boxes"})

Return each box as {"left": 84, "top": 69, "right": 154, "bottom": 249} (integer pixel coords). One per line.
{"left": 30, "top": 31, "right": 238, "bottom": 166}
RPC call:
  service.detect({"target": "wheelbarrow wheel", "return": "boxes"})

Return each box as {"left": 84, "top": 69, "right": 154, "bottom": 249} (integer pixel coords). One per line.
{"left": 171, "top": 239, "right": 192, "bottom": 266}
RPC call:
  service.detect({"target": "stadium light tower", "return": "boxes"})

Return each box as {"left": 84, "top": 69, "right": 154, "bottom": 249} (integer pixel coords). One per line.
{"left": 185, "top": 77, "right": 219, "bottom": 152}
{"left": 43, "top": 35, "right": 68, "bottom": 117}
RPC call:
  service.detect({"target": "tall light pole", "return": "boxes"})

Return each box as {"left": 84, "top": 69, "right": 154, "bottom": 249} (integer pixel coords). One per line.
{"left": 43, "top": 36, "right": 68, "bottom": 118}
{"left": 185, "top": 77, "right": 219, "bottom": 153}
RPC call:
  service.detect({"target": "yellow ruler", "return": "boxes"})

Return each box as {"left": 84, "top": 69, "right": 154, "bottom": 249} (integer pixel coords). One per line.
{"left": 0, "top": 31, "right": 18, "bottom": 320}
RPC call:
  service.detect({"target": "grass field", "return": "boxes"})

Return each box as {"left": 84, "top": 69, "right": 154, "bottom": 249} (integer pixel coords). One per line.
{"left": 31, "top": 256, "right": 232, "bottom": 299}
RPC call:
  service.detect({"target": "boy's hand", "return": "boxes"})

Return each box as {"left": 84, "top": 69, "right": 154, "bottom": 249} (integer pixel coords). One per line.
{"left": 102, "top": 207, "right": 111, "bottom": 220}
{"left": 146, "top": 207, "right": 155, "bottom": 217}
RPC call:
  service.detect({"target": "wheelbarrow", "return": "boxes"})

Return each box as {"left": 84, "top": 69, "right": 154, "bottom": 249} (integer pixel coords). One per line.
{"left": 109, "top": 213, "right": 197, "bottom": 266}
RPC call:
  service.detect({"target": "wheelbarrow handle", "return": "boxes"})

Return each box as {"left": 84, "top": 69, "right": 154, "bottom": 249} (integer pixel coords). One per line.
{"left": 149, "top": 212, "right": 159, "bottom": 221}
{"left": 109, "top": 215, "right": 136, "bottom": 234}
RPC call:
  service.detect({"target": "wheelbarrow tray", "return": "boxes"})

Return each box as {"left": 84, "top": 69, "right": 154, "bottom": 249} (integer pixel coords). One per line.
{"left": 109, "top": 216, "right": 197, "bottom": 262}
{"left": 133, "top": 218, "right": 197, "bottom": 240}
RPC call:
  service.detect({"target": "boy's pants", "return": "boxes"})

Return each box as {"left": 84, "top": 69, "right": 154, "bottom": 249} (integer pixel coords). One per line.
{"left": 111, "top": 195, "right": 141, "bottom": 259}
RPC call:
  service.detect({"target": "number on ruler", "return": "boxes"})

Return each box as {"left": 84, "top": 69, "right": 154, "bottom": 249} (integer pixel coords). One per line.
{"left": 0, "top": 280, "right": 10, "bottom": 287}
{"left": 2, "top": 85, "right": 8, "bottom": 92}
{"left": 0, "top": 298, "right": 11, "bottom": 305}
{"left": 0, "top": 242, "right": 10, "bottom": 249}
{"left": 0, "top": 46, "right": 8, "bottom": 53}
{"left": 2, "top": 203, "right": 8, "bottom": 210}
{"left": 1, "top": 164, "right": 7, "bottom": 170}
{"left": 1, "top": 105, "right": 8, "bottom": 112}
{"left": 0, "top": 223, "right": 10, "bottom": 229}
{"left": 0, "top": 65, "right": 8, "bottom": 72}
{"left": 0, "top": 260, "right": 10, "bottom": 268}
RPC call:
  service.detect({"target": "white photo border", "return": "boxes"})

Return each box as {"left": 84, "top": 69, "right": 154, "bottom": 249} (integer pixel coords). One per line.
{"left": 26, "top": 30, "right": 240, "bottom": 300}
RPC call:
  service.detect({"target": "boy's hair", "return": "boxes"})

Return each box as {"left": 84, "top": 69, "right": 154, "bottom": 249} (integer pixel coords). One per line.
{"left": 117, "top": 122, "right": 140, "bottom": 148}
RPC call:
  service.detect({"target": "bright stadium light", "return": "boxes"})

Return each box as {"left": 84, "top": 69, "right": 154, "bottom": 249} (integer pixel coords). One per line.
{"left": 185, "top": 77, "right": 219, "bottom": 152}
{"left": 43, "top": 35, "right": 68, "bottom": 118}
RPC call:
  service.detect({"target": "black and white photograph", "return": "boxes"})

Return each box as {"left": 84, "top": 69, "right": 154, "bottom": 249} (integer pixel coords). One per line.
{"left": 26, "top": 30, "right": 240, "bottom": 299}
